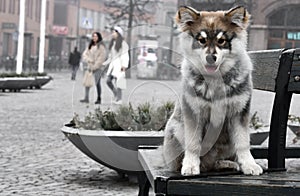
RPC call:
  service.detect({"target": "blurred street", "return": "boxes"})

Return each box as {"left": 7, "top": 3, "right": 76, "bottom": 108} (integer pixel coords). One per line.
{"left": 0, "top": 70, "right": 300, "bottom": 195}
{"left": 0, "top": 70, "right": 182, "bottom": 196}
{"left": 1, "top": 0, "right": 300, "bottom": 194}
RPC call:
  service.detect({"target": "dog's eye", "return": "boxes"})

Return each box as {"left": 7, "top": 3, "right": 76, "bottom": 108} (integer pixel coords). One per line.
{"left": 198, "top": 38, "right": 206, "bottom": 44}
{"left": 217, "top": 38, "right": 226, "bottom": 45}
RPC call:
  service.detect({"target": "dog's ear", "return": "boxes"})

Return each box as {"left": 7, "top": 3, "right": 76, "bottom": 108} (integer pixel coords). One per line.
{"left": 175, "top": 6, "right": 200, "bottom": 31}
{"left": 225, "top": 6, "right": 250, "bottom": 29}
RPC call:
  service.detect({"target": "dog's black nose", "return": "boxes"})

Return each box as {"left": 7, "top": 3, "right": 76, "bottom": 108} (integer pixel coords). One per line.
{"left": 206, "top": 54, "right": 217, "bottom": 64}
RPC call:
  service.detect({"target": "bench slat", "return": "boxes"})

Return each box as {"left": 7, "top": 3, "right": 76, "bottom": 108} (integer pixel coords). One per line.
{"left": 249, "top": 49, "right": 282, "bottom": 92}
{"left": 168, "top": 179, "right": 300, "bottom": 195}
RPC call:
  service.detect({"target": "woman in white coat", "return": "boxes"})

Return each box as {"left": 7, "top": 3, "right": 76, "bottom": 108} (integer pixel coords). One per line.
{"left": 105, "top": 26, "right": 129, "bottom": 104}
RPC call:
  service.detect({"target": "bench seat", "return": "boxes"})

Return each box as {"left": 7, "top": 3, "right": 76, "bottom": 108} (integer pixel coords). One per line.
{"left": 138, "top": 147, "right": 300, "bottom": 196}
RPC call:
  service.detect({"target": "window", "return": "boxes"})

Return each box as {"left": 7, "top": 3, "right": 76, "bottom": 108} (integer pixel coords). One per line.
{"left": 269, "top": 30, "right": 283, "bottom": 38}
{"left": 46, "top": 1, "right": 49, "bottom": 20}
{"left": 36, "top": 0, "right": 41, "bottom": 22}
{"left": 269, "top": 11, "right": 284, "bottom": 26}
{"left": 49, "top": 37, "right": 63, "bottom": 57}
{"left": 26, "top": 0, "right": 33, "bottom": 18}
{"left": 0, "top": 0, "right": 6, "bottom": 13}
{"left": 17, "top": 0, "right": 19, "bottom": 14}
{"left": 286, "top": 7, "right": 300, "bottom": 26}
{"left": 30, "top": 0, "right": 33, "bottom": 18}
{"left": 3, "top": 33, "right": 12, "bottom": 56}
{"left": 9, "top": 0, "right": 15, "bottom": 14}
{"left": 268, "top": 5, "right": 300, "bottom": 49}
{"left": 24, "top": 34, "right": 33, "bottom": 60}
{"left": 53, "top": 2, "right": 67, "bottom": 25}
{"left": 36, "top": 37, "right": 40, "bottom": 56}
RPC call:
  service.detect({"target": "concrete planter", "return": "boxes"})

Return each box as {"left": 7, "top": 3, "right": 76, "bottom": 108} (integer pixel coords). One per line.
{"left": 1, "top": 77, "right": 35, "bottom": 92}
{"left": 0, "top": 75, "right": 52, "bottom": 91}
{"left": 287, "top": 123, "right": 300, "bottom": 137}
{"left": 62, "top": 124, "right": 270, "bottom": 175}
{"left": 0, "top": 78, "right": 6, "bottom": 89}
{"left": 250, "top": 127, "right": 269, "bottom": 145}
{"left": 61, "top": 125, "right": 164, "bottom": 174}
{"left": 29, "top": 76, "right": 52, "bottom": 89}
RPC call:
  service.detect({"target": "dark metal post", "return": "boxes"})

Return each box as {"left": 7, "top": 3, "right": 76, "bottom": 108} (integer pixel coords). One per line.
{"left": 268, "top": 49, "right": 294, "bottom": 169}
{"left": 137, "top": 171, "right": 150, "bottom": 196}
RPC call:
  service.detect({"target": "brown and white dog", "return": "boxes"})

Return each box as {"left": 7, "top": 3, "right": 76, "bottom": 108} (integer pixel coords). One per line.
{"left": 163, "top": 6, "right": 263, "bottom": 176}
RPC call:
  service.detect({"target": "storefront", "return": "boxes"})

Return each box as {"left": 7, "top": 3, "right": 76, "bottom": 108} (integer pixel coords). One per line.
{"left": 267, "top": 5, "right": 300, "bottom": 49}
{"left": 1, "top": 22, "right": 18, "bottom": 57}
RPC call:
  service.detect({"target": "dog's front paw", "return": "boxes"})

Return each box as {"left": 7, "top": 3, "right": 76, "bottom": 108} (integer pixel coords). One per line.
{"left": 240, "top": 163, "right": 263, "bottom": 175}
{"left": 181, "top": 163, "right": 200, "bottom": 176}
{"left": 181, "top": 157, "right": 200, "bottom": 176}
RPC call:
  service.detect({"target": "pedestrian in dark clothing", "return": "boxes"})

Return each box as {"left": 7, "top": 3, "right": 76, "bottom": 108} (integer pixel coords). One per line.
{"left": 69, "top": 47, "right": 81, "bottom": 80}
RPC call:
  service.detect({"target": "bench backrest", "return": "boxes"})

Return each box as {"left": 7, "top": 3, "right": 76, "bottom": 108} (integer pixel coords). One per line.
{"left": 249, "top": 48, "right": 300, "bottom": 169}
{"left": 249, "top": 49, "right": 282, "bottom": 92}
{"left": 249, "top": 48, "right": 300, "bottom": 93}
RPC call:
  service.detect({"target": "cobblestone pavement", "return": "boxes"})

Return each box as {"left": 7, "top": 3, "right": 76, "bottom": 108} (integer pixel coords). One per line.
{"left": 0, "top": 71, "right": 150, "bottom": 196}
{"left": 0, "top": 71, "right": 299, "bottom": 195}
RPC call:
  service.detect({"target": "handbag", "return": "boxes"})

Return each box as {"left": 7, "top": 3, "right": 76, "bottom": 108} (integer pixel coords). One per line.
{"left": 116, "top": 72, "right": 127, "bottom": 89}
{"left": 82, "top": 70, "right": 94, "bottom": 87}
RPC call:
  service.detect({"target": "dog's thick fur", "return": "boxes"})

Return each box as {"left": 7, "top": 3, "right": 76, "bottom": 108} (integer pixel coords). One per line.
{"left": 163, "top": 6, "right": 263, "bottom": 176}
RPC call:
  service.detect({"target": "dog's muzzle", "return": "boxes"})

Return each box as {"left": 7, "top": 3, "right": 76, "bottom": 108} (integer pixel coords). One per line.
{"left": 205, "top": 54, "right": 218, "bottom": 73}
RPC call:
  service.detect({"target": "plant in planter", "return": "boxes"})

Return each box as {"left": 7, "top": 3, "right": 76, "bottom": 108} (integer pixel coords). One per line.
{"left": 288, "top": 114, "right": 300, "bottom": 125}
{"left": 287, "top": 114, "right": 300, "bottom": 144}
{"left": 71, "top": 108, "right": 121, "bottom": 130}
{"left": 249, "top": 111, "right": 269, "bottom": 145}
{"left": 120, "top": 101, "right": 174, "bottom": 131}
{"left": 71, "top": 101, "right": 175, "bottom": 131}
{"left": 62, "top": 102, "right": 175, "bottom": 174}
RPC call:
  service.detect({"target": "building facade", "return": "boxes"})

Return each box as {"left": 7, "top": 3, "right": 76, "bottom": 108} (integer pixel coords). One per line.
{"left": 178, "top": 0, "right": 300, "bottom": 51}
{"left": 0, "top": 0, "right": 170, "bottom": 71}
{"left": 4, "top": 0, "right": 298, "bottom": 71}
{"left": 0, "top": 0, "right": 177, "bottom": 71}
{"left": 0, "top": 0, "right": 54, "bottom": 65}
{"left": 0, "top": 0, "right": 109, "bottom": 71}
{"left": 249, "top": 0, "right": 300, "bottom": 50}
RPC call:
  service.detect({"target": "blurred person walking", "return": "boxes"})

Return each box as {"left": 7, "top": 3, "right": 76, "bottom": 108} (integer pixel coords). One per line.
{"left": 104, "top": 26, "right": 129, "bottom": 105}
{"left": 69, "top": 47, "right": 81, "bottom": 80}
{"left": 80, "top": 32, "right": 106, "bottom": 104}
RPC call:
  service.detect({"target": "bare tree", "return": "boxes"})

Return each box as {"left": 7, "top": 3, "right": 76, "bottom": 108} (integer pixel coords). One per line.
{"left": 104, "top": 0, "right": 161, "bottom": 46}
{"left": 104, "top": 0, "right": 160, "bottom": 27}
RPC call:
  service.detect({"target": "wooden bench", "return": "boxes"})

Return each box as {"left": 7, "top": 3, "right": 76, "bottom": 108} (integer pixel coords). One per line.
{"left": 137, "top": 48, "right": 300, "bottom": 196}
